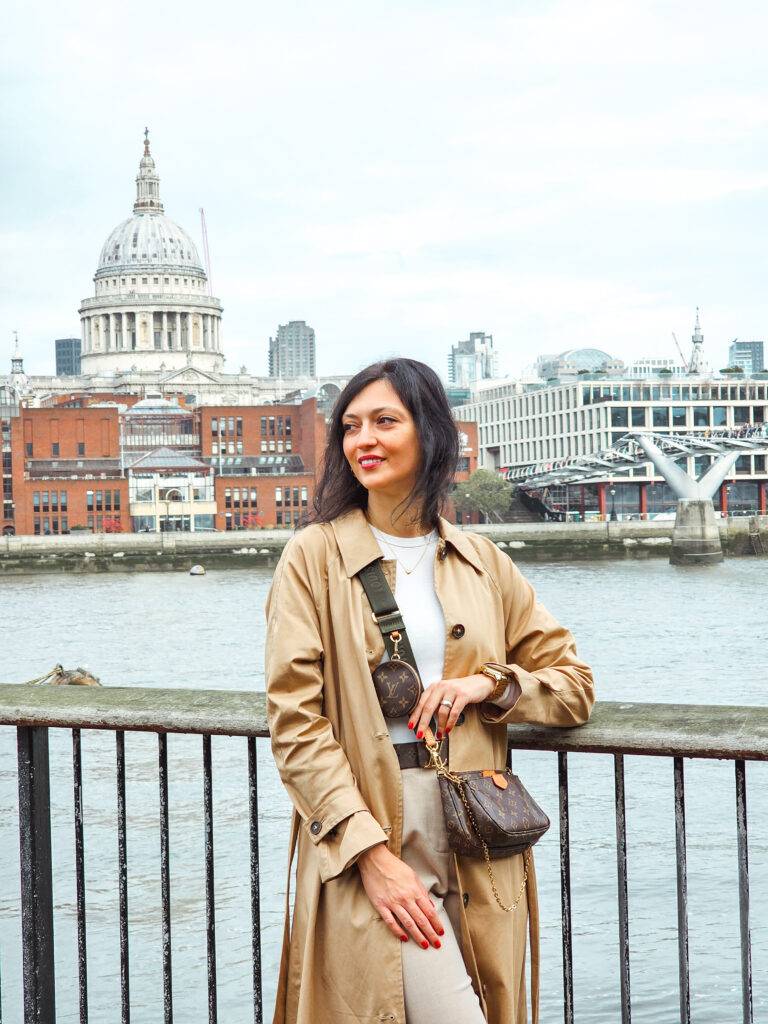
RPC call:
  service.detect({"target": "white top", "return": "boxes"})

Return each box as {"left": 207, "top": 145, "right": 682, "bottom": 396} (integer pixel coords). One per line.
{"left": 370, "top": 526, "right": 445, "bottom": 744}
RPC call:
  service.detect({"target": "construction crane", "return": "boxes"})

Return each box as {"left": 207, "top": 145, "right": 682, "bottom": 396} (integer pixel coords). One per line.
{"left": 199, "top": 208, "right": 213, "bottom": 296}
{"left": 671, "top": 332, "right": 689, "bottom": 373}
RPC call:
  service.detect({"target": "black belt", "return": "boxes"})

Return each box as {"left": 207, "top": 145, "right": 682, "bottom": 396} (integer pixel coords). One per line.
{"left": 394, "top": 739, "right": 447, "bottom": 770}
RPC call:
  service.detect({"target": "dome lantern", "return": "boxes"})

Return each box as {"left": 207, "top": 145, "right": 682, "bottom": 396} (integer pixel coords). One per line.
{"left": 134, "top": 128, "right": 164, "bottom": 214}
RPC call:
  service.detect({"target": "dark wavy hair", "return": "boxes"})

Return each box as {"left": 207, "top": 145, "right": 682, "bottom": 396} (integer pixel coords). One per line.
{"left": 305, "top": 358, "right": 460, "bottom": 530}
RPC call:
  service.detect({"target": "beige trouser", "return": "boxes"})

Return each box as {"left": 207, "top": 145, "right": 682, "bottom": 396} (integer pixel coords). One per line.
{"left": 400, "top": 767, "right": 487, "bottom": 1024}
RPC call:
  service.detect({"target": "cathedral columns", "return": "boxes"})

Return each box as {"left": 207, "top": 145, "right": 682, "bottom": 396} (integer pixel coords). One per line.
{"left": 162, "top": 311, "right": 168, "bottom": 350}
{"left": 176, "top": 311, "right": 182, "bottom": 350}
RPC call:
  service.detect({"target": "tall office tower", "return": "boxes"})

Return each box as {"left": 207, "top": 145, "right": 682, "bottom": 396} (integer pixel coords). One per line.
{"left": 447, "top": 332, "right": 498, "bottom": 388}
{"left": 55, "top": 337, "right": 82, "bottom": 376}
{"left": 728, "top": 340, "right": 765, "bottom": 374}
{"left": 268, "top": 321, "right": 316, "bottom": 378}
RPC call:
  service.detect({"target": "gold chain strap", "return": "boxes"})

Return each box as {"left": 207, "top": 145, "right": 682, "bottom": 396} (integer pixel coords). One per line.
{"left": 425, "top": 740, "right": 529, "bottom": 913}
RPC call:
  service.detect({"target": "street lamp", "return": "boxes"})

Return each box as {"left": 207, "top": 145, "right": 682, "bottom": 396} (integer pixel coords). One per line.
{"left": 609, "top": 487, "right": 618, "bottom": 522}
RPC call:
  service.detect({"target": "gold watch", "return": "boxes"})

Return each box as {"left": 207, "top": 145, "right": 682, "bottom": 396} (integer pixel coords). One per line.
{"left": 478, "top": 663, "right": 510, "bottom": 703}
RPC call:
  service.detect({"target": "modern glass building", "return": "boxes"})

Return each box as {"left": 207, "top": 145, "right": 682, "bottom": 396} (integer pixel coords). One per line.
{"left": 728, "top": 340, "right": 764, "bottom": 375}
{"left": 456, "top": 375, "right": 768, "bottom": 518}
{"left": 55, "top": 337, "right": 82, "bottom": 376}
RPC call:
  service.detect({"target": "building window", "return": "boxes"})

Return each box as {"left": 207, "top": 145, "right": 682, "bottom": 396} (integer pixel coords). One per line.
{"left": 211, "top": 417, "right": 218, "bottom": 433}
{"left": 285, "top": 416, "right": 292, "bottom": 437}
{"left": 260, "top": 416, "right": 267, "bottom": 435}
{"left": 631, "top": 408, "right": 645, "bottom": 427}
{"left": 693, "top": 407, "right": 710, "bottom": 428}
{"left": 610, "top": 407, "right": 629, "bottom": 428}
{"left": 51, "top": 442, "right": 60, "bottom": 457}
{"left": 672, "top": 407, "right": 687, "bottom": 427}
{"left": 61, "top": 490, "right": 68, "bottom": 511}
{"left": 236, "top": 417, "right": 242, "bottom": 437}
{"left": 25, "top": 442, "right": 33, "bottom": 457}
{"left": 301, "top": 486, "right": 308, "bottom": 505}
{"left": 653, "top": 407, "right": 670, "bottom": 428}
{"left": 224, "top": 488, "right": 232, "bottom": 508}
{"left": 78, "top": 443, "right": 85, "bottom": 456}
{"left": 42, "top": 491, "right": 49, "bottom": 512}
{"left": 734, "top": 407, "right": 750, "bottom": 425}
{"left": 275, "top": 487, "right": 282, "bottom": 507}
{"left": 87, "top": 490, "right": 94, "bottom": 511}
{"left": 33, "top": 491, "right": 40, "bottom": 511}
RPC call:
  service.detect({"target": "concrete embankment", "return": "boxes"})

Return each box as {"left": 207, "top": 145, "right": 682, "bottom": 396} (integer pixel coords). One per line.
{"left": 0, "top": 517, "right": 766, "bottom": 574}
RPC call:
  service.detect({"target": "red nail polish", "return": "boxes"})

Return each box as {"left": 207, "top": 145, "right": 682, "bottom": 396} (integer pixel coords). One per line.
{"left": 416, "top": 731, "right": 423, "bottom": 740}
{"left": 433, "top": 940, "right": 441, "bottom": 949}
{"left": 436, "top": 731, "right": 442, "bottom": 740}
{"left": 400, "top": 935, "right": 408, "bottom": 942}
{"left": 437, "top": 928, "right": 445, "bottom": 936}
{"left": 407, "top": 722, "right": 414, "bottom": 730}
{"left": 421, "top": 940, "right": 429, "bottom": 949}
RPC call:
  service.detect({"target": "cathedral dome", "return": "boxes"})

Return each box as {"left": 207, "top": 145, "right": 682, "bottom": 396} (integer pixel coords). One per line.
{"left": 96, "top": 213, "right": 204, "bottom": 279}
{"left": 94, "top": 130, "right": 205, "bottom": 281}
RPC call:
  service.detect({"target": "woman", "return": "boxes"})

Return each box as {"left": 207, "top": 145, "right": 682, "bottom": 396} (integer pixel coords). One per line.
{"left": 265, "top": 358, "right": 594, "bottom": 1024}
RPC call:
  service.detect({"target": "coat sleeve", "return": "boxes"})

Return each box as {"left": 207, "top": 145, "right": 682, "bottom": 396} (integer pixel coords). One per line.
{"left": 265, "top": 535, "right": 387, "bottom": 882}
{"left": 477, "top": 544, "right": 595, "bottom": 728}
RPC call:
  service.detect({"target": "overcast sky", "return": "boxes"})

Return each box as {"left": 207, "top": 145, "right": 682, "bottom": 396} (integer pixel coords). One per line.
{"left": 3, "top": 0, "right": 768, "bottom": 379}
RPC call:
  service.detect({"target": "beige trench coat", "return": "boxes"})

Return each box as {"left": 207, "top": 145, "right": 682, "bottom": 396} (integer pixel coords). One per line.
{"left": 265, "top": 508, "right": 594, "bottom": 1024}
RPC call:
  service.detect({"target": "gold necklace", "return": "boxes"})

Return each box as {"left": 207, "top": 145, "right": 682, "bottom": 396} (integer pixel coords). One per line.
{"left": 377, "top": 533, "right": 433, "bottom": 575}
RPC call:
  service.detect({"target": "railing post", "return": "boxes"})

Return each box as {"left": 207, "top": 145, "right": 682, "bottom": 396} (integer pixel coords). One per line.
{"left": 735, "top": 760, "right": 753, "bottom": 1024}
{"left": 17, "top": 726, "right": 56, "bottom": 1024}
{"left": 558, "top": 752, "right": 574, "bottom": 1024}
{"left": 614, "top": 753, "right": 631, "bottom": 1024}
{"left": 673, "top": 757, "right": 690, "bottom": 1024}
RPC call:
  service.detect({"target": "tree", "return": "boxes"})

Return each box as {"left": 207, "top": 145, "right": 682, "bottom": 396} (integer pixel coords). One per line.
{"left": 452, "top": 469, "right": 513, "bottom": 523}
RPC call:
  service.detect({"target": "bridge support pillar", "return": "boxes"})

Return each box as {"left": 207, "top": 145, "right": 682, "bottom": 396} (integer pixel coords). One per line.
{"left": 671, "top": 500, "right": 723, "bottom": 565}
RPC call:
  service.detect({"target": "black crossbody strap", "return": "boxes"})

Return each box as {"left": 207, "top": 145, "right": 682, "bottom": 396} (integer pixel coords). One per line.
{"left": 357, "top": 559, "right": 419, "bottom": 672}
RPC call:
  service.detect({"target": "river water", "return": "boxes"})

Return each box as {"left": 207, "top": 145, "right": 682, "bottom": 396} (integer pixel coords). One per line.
{"left": 0, "top": 558, "right": 766, "bottom": 1023}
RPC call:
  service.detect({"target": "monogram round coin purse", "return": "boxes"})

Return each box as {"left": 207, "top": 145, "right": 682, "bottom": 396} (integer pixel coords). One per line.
{"left": 371, "top": 659, "right": 422, "bottom": 718}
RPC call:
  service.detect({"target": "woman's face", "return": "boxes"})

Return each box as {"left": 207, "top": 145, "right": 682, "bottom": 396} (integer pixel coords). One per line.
{"left": 341, "top": 379, "right": 421, "bottom": 498}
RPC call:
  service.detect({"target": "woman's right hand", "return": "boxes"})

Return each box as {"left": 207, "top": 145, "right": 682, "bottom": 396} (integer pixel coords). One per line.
{"left": 357, "top": 843, "right": 444, "bottom": 949}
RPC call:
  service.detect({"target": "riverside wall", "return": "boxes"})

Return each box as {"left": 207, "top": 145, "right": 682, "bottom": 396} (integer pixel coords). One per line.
{"left": 0, "top": 517, "right": 766, "bottom": 574}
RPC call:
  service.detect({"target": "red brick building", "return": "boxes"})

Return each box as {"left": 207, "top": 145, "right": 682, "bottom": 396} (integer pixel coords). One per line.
{"left": 0, "top": 384, "right": 481, "bottom": 536}
{"left": 2, "top": 398, "right": 129, "bottom": 535}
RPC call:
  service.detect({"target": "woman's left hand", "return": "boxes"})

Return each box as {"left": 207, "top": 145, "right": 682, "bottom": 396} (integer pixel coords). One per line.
{"left": 409, "top": 674, "right": 495, "bottom": 741}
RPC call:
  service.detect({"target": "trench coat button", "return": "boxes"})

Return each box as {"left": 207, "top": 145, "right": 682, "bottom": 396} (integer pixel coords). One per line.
{"left": 463, "top": 892, "right": 470, "bottom": 907}
{"left": 438, "top": 544, "right": 448, "bottom": 561}
{"left": 451, "top": 623, "right": 465, "bottom": 639}
{"left": 310, "top": 821, "right": 322, "bottom": 835}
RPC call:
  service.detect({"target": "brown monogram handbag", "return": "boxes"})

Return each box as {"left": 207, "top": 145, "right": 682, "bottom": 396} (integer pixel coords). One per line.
{"left": 357, "top": 557, "right": 550, "bottom": 912}
{"left": 423, "top": 733, "right": 549, "bottom": 911}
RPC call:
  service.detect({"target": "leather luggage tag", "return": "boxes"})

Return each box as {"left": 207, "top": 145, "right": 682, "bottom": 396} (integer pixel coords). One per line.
{"left": 482, "top": 770, "right": 509, "bottom": 790}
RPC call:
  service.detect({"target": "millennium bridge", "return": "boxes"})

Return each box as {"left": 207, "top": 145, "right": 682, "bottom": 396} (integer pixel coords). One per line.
{"left": 506, "top": 425, "right": 768, "bottom": 564}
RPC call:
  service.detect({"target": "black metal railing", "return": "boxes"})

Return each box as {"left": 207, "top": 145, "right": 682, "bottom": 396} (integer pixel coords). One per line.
{"left": 0, "top": 687, "right": 765, "bottom": 1024}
